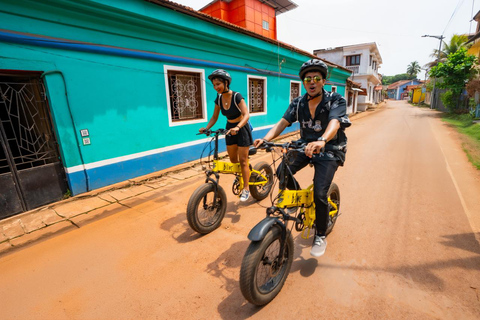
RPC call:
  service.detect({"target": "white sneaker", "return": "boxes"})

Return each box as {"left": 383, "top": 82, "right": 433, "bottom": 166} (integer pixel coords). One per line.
{"left": 310, "top": 235, "right": 327, "bottom": 257}
{"left": 240, "top": 189, "right": 250, "bottom": 202}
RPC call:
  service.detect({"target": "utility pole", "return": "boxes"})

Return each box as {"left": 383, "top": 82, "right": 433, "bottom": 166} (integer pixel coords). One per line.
{"left": 422, "top": 35, "right": 445, "bottom": 109}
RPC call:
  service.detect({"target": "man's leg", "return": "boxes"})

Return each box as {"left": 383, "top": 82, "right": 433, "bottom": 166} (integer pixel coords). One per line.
{"left": 310, "top": 160, "right": 339, "bottom": 257}
{"left": 276, "top": 152, "right": 309, "bottom": 190}
{"left": 313, "top": 160, "right": 339, "bottom": 236}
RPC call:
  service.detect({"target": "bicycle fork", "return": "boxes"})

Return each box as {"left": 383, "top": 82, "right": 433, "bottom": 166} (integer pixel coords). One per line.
{"left": 204, "top": 170, "right": 221, "bottom": 208}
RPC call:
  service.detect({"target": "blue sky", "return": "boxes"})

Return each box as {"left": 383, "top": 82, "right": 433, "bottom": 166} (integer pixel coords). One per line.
{"left": 171, "top": 0, "right": 478, "bottom": 79}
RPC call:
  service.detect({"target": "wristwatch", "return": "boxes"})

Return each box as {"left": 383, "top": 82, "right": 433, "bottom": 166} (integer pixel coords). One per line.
{"left": 317, "top": 137, "right": 327, "bottom": 142}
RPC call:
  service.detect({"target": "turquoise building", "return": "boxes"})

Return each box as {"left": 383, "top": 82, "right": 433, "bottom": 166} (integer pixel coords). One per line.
{"left": 0, "top": 0, "right": 351, "bottom": 218}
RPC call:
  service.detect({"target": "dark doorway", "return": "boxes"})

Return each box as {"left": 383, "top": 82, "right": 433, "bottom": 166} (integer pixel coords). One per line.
{"left": 0, "top": 72, "right": 67, "bottom": 219}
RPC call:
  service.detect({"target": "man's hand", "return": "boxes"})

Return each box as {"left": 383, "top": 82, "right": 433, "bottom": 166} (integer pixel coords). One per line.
{"left": 253, "top": 139, "right": 266, "bottom": 148}
{"left": 305, "top": 141, "right": 325, "bottom": 158}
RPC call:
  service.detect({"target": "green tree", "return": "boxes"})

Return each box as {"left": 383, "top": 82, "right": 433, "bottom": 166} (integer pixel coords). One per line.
{"left": 382, "top": 73, "right": 415, "bottom": 85}
{"left": 429, "top": 47, "right": 477, "bottom": 112}
{"left": 426, "top": 34, "right": 470, "bottom": 68}
{"left": 406, "top": 61, "right": 421, "bottom": 78}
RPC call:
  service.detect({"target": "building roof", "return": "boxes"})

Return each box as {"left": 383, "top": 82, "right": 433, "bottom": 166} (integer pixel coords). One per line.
{"left": 387, "top": 80, "right": 416, "bottom": 90}
{"left": 200, "top": 0, "right": 298, "bottom": 15}
{"left": 144, "top": 0, "right": 350, "bottom": 73}
{"left": 313, "top": 42, "right": 383, "bottom": 64}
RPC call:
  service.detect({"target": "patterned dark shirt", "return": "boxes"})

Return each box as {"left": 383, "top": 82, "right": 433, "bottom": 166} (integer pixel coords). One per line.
{"left": 282, "top": 89, "right": 351, "bottom": 165}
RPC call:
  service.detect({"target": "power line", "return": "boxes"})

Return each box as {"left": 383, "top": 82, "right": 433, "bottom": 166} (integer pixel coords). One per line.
{"left": 443, "top": 0, "right": 467, "bottom": 35}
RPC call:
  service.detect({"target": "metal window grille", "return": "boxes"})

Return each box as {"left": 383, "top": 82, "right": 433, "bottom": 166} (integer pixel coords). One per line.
{"left": 0, "top": 80, "right": 58, "bottom": 173}
{"left": 167, "top": 71, "right": 203, "bottom": 121}
{"left": 249, "top": 78, "right": 264, "bottom": 113}
{"left": 290, "top": 82, "right": 300, "bottom": 101}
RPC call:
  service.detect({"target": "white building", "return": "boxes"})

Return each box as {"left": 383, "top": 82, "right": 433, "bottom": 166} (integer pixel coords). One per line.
{"left": 314, "top": 42, "right": 383, "bottom": 112}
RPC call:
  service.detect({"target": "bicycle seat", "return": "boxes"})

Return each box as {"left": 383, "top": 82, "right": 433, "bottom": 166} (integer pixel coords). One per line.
{"left": 248, "top": 147, "right": 257, "bottom": 156}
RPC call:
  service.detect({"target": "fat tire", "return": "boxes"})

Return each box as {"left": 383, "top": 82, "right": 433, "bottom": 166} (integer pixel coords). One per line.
{"left": 240, "top": 226, "right": 294, "bottom": 306}
{"left": 249, "top": 161, "right": 274, "bottom": 201}
{"left": 186, "top": 183, "right": 227, "bottom": 234}
{"left": 326, "top": 182, "right": 340, "bottom": 235}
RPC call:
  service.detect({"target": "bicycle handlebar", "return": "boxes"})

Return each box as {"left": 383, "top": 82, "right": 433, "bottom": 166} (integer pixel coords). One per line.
{"left": 258, "top": 139, "right": 341, "bottom": 154}
{"left": 196, "top": 128, "right": 228, "bottom": 137}
{"left": 257, "top": 140, "right": 307, "bottom": 153}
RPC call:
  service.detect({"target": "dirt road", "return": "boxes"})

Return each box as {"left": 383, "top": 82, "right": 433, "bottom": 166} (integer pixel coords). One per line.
{"left": 0, "top": 100, "right": 479, "bottom": 319}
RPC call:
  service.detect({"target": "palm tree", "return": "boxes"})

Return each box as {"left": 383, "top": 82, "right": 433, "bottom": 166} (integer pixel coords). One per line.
{"left": 425, "top": 34, "right": 471, "bottom": 68}
{"left": 406, "top": 61, "right": 421, "bottom": 78}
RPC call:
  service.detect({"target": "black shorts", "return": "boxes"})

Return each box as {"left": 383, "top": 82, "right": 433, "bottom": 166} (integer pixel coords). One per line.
{"left": 225, "top": 121, "right": 253, "bottom": 147}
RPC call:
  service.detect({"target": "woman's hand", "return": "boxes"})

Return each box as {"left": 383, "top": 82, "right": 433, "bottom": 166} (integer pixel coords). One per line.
{"left": 229, "top": 126, "right": 240, "bottom": 135}
{"left": 199, "top": 127, "right": 207, "bottom": 133}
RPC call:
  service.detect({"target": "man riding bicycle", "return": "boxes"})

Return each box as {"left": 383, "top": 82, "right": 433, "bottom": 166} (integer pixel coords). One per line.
{"left": 253, "top": 59, "right": 351, "bottom": 257}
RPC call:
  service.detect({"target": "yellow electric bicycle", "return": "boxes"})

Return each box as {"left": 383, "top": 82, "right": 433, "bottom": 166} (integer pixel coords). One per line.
{"left": 239, "top": 140, "right": 340, "bottom": 306}
{"left": 186, "top": 129, "right": 274, "bottom": 234}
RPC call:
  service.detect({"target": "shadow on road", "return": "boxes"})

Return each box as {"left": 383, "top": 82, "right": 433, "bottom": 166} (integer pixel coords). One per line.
{"left": 440, "top": 232, "right": 480, "bottom": 255}
{"left": 306, "top": 232, "right": 480, "bottom": 293}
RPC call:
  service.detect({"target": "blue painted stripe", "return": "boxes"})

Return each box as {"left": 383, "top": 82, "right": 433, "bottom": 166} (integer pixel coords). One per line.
{"left": 66, "top": 124, "right": 299, "bottom": 194}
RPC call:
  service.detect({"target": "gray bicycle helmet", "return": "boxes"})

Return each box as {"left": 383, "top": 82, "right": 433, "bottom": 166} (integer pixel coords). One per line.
{"left": 299, "top": 59, "right": 329, "bottom": 80}
{"left": 208, "top": 69, "right": 232, "bottom": 88}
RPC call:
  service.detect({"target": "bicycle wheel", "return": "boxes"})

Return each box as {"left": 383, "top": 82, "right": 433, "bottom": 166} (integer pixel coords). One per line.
{"left": 249, "top": 161, "right": 274, "bottom": 201}
{"left": 240, "top": 225, "right": 294, "bottom": 306}
{"left": 326, "top": 182, "right": 340, "bottom": 235}
{"left": 186, "top": 183, "right": 227, "bottom": 234}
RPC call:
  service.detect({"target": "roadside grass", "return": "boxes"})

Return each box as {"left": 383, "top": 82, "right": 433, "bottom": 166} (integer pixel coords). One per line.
{"left": 442, "top": 113, "right": 480, "bottom": 169}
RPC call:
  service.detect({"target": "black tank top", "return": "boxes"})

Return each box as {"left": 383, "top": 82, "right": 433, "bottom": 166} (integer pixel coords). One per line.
{"left": 214, "top": 91, "right": 244, "bottom": 120}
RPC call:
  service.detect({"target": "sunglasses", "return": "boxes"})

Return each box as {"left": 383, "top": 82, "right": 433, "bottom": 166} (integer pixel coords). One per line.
{"left": 303, "top": 76, "right": 323, "bottom": 83}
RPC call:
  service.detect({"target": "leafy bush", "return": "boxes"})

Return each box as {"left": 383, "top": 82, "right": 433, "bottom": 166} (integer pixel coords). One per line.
{"left": 440, "top": 90, "right": 457, "bottom": 112}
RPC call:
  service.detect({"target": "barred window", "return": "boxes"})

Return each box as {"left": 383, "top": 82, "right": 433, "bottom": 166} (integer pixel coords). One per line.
{"left": 290, "top": 81, "right": 301, "bottom": 102}
{"left": 165, "top": 68, "right": 205, "bottom": 124}
{"left": 248, "top": 76, "right": 267, "bottom": 114}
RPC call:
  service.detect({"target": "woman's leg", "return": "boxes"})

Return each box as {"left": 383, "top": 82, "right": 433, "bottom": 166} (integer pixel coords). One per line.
{"left": 226, "top": 145, "right": 238, "bottom": 163}
{"left": 237, "top": 146, "right": 250, "bottom": 191}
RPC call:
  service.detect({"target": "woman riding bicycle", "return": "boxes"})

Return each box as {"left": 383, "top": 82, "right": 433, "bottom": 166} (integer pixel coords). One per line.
{"left": 253, "top": 59, "right": 351, "bottom": 257}
{"left": 199, "top": 69, "right": 253, "bottom": 202}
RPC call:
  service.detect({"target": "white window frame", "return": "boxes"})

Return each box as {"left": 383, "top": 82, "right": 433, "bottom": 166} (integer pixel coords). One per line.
{"left": 289, "top": 80, "right": 302, "bottom": 101}
{"left": 262, "top": 20, "right": 269, "bottom": 30}
{"left": 247, "top": 75, "right": 267, "bottom": 116}
{"left": 330, "top": 85, "right": 337, "bottom": 93}
{"left": 164, "top": 65, "right": 207, "bottom": 127}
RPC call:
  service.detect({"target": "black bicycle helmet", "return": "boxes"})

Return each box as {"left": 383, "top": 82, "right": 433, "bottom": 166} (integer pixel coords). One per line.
{"left": 299, "top": 59, "right": 329, "bottom": 80}
{"left": 208, "top": 69, "right": 232, "bottom": 88}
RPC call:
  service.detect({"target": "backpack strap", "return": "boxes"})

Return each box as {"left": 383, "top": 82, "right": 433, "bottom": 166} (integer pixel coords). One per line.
{"left": 233, "top": 92, "right": 241, "bottom": 112}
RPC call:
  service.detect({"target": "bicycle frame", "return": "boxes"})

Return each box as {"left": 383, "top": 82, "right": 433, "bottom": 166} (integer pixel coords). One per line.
{"left": 248, "top": 141, "right": 338, "bottom": 241}
{"left": 200, "top": 130, "right": 269, "bottom": 191}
